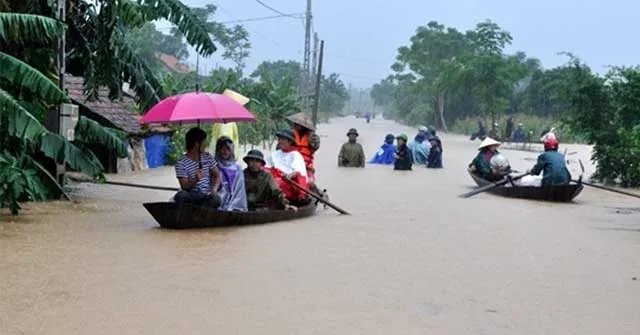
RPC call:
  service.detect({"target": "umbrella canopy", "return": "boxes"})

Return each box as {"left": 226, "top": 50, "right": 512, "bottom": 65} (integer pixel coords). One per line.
{"left": 140, "top": 92, "right": 256, "bottom": 124}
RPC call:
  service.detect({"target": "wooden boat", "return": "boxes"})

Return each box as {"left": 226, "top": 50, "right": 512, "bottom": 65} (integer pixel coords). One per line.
{"left": 468, "top": 171, "right": 583, "bottom": 202}
{"left": 143, "top": 201, "right": 317, "bottom": 229}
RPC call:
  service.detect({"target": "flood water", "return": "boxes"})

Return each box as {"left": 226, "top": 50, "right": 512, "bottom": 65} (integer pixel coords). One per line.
{"left": 1, "top": 117, "right": 639, "bottom": 334}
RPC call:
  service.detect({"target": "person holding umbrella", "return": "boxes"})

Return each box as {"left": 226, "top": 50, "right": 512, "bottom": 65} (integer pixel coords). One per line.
{"left": 173, "top": 127, "right": 221, "bottom": 207}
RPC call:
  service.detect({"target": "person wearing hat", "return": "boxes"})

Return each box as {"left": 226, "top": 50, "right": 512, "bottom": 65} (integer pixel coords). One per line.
{"left": 338, "top": 128, "right": 365, "bottom": 167}
{"left": 265, "top": 129, "right": 311, "bottom": 205}
{"left": 243, "top": 149, "right": 297, "bottom": 211}
{"left": 426, "top": 135, "right": 443, "bottom": 169}
{"left": 528, "top": 137, "right": 571, "bottom": 187}
{"left": 468, "top": 137, "right": 510, "bottom": 181}
{"left": 286, "top": 112, "right": 321, "bottom": 193}
{"left": 214, "top": 136, "right": 248, "bottom": 211}
{"left": 368, "top": 133, "right": 396, "bottom": 165}
{"left": 394, "top": 133, "right": 412, "bottom": 171}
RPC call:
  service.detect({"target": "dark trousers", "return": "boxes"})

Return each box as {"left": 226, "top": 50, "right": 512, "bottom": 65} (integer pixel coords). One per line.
{"left": 174, "top": 190, "right": 221, "bottom": 208}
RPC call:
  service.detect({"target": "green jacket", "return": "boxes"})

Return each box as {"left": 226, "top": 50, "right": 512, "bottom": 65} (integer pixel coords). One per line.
{"left": 338, "top": 141, "right": 365, "bottom": 167}
{"left": 531, "top": 151, "right": 571, "bottom": 187}
{"left": 243, "top": 169, "right": 289, "bottom": 210}
{"left": 470, "top": 150, "right": 496, "bottom": 177}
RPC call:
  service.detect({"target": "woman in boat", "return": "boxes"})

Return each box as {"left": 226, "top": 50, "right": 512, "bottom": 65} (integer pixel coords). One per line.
{"left": 528, "top": 137, "right": 571, "bottom": 187}
{"left": 173, "top": 127, "right": 221, "bottom": 207}
{"left": 408, "top": 126, "right": 430, "bottom": 165}
{"left": 243, "top": 149, "right": 297, "bottom": 211}
{"left": 394, "top": 133, "right": 412, "bottom": 171}
{"left": 368, "top": 134, "right": 396, "bottom": 165}
{"left": 468, "top": 137, "right": 509, "bottom": 181}
{"left": 214, "top": 136, "right": 248, "bottom": 212}
{"left": 265, "top": 130, "right": 312, "bottom": 206}
{"left": 426, "top": 135, "right": 443, "bottom": 169}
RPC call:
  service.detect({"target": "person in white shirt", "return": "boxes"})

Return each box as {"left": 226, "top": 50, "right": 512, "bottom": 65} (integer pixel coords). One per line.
{"left": 265, "top": 130, "right": 311, "bottom": 205}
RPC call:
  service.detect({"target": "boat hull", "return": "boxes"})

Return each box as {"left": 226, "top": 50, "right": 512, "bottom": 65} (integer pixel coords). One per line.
{"left": 468, "top": 171, "right": 583, "bottom": 202}
{"left": 143, "top": 202, "right": 317, "bottom": 229}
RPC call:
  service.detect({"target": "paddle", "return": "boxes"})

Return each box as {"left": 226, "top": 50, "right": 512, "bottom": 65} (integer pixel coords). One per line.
{"left": 459, "top": 172, "right": 530, "bottom": 199}
{"left": 572, "top": 159, "right": 640, "bottom": 199}
{"left": 283, "top": 176, "right": 351, "bottom": 215}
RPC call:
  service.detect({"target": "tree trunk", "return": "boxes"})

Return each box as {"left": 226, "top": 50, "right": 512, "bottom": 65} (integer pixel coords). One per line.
{"left": 438, "top": 91, "right": 448, "bottom": 131}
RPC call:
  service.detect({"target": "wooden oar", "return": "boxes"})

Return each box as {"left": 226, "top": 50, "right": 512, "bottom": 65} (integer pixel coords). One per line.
{"left": 283, "top": 176, "right": 350, "bottom": 215}
{"left": 459, "top": 172, "right": 530, "bottom": 198}
{"left": 103, "top": 181, "right": 179, "bottom": 192}
{"left": 574, "top": 180, "right": 640, "bottom": 200}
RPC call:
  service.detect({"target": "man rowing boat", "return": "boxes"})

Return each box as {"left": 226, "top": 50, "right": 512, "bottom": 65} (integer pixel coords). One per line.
{"left": 286, "top": 112, "right": 321, "bottom": 194}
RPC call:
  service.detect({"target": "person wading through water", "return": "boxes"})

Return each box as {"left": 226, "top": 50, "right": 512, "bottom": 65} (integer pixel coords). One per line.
{"left": 394, "top": 133, "right": 412, "bottom": 171}
{"left": 338, "top": 128, "right": 366, "bottom": 167}
{"left": 243, "top": 149, "right": 297, "bottom": 211}
{"left": 286, "top": 112, "right": 321, "bottom": 194}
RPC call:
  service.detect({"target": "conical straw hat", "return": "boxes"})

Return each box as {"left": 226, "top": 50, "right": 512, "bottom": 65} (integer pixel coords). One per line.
{"left": 286, "top": 112, "right": 315, "bottom": 131}
{"left": 478, "top": 137, "right": 501, "bottom": 150}
{"left": 222, "top": 89, "right": 250, "bottom": 106}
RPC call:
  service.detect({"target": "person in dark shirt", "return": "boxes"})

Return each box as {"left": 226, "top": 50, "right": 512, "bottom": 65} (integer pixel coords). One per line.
{"left": 394, "top": 133, "right": 412, "bottom": 171}
{"left": 529, "top": 138, "right": 571, "bottom": 187}
{"left": 243, "top": 149, "right": 297, "bottom": 211}
{"left": 426, "top": 135, "right": 443, "bottom": 168}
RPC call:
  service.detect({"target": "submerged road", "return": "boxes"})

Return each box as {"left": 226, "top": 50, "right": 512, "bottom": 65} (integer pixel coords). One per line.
{"left": 1, "top": 116, "right": 639, "bottom": 334}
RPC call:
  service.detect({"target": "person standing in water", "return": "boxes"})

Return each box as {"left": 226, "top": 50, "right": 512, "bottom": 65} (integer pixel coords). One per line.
{"left": 338, "top": 128, "right": 366, "bottom": 167}
{"left": 394, "top": 133, "right": 412, "bottom": 171}
{"left": 426, "top": 135, "right": 443, "bottom": 168}
{"left": 369, "top": 134, "right": 396, "bottom": 165}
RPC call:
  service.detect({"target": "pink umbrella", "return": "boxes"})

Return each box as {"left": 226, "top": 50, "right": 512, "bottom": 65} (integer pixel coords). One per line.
{"left": 139, "top": 92, "right": 256, "bottom": 125}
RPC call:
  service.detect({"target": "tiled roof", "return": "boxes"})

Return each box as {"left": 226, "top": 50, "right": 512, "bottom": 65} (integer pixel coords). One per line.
{"left": 156, "top": 53, "right": 191, "bottom": 74}
{"left": 64, "top": 75, "right": 143, "bottom": 135}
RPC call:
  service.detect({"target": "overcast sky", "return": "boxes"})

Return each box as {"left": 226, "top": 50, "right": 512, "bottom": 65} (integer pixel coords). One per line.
{"left": 165, "top": 0, "right": 640, "bottom": 88}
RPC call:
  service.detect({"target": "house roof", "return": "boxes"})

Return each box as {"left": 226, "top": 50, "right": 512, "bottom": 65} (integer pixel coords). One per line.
{"left": 156, "top": 53, "right": 191, "bottom": 74}
{"left": 64, "top": 74, "right": 143, "bottom": 135}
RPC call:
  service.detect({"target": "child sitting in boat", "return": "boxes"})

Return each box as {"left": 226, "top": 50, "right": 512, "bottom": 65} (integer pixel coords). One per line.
{"left": 265, "top": 130, "right": 312, "bottom": 206}
{"left": 173, "top": 127, "right": 221, "bottom": 207}
{"left": 394, "top": 133, "right": 412, "bottom": 171}
{"left": 243, "top": 149, "right": 297, "bottom": 211}
{"left": 368, "top": 134, "right": 396, "bottom": 165}
{"left": 214, "top": 136, "right": 248, "bottom": 211}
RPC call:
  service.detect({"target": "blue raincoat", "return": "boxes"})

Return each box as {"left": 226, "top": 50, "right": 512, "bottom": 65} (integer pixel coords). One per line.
{"left": 215, "top": 138, "right": 248, "bottom": 212}
{"left": 408, "top": 133, "right": 430, "bottom": 165}
{"left": 369, "top": 135, "right": 396, "bottom": 165}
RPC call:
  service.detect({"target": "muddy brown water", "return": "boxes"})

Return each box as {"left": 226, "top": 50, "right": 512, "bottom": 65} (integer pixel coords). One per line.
{"left": 1, "top": 117, "right": 639, "bottom": 334}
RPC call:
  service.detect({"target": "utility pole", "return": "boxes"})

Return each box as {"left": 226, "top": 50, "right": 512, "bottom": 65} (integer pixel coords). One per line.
{"left": 311, "top": 40, "right": 324, "bottom": 126}
{"left": 302, "top": 0, "right": 312, "bottom": 113}
{"left": 310, "top": 32, "right": 319, "bottom": 89}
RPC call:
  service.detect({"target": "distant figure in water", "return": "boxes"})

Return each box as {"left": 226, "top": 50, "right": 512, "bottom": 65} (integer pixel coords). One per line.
{"left": 394, "top": 133, "right": 412, "bottom": 171}
{"left": 426, "top": 135, "right": 443, "bottom": 169}
{"left": 470, "top": 119, "right": 487, "bottom": 141}
{"left": 369, "top": 134, "right": 396, "bottom": 165}
{"left": 365, "top": 112, "right": 372, "bottom": 123}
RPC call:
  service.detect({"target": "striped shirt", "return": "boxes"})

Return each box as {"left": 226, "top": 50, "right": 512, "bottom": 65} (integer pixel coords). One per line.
{"left": 175, "top": 152, "right": 218, "bottom": 195}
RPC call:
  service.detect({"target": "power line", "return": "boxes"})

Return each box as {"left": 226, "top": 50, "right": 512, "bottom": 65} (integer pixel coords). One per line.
{"left": 220, "top": 13, "right": 303, "bottom": 24}
{"left": 253, "top": 0, "right": 298, "bottom": 18}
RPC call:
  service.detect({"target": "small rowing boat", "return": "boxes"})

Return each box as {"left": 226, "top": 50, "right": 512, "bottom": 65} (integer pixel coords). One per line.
{"left": 468, "top": 171, "right": 583, "bottom": 202}
{"left": 143, "top": 201, "right": 317, "bottom": 229}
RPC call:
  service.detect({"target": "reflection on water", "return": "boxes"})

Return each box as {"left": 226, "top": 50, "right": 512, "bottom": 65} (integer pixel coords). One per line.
{"left": 1, "top": 117, "right": 639, "bottom": 335}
